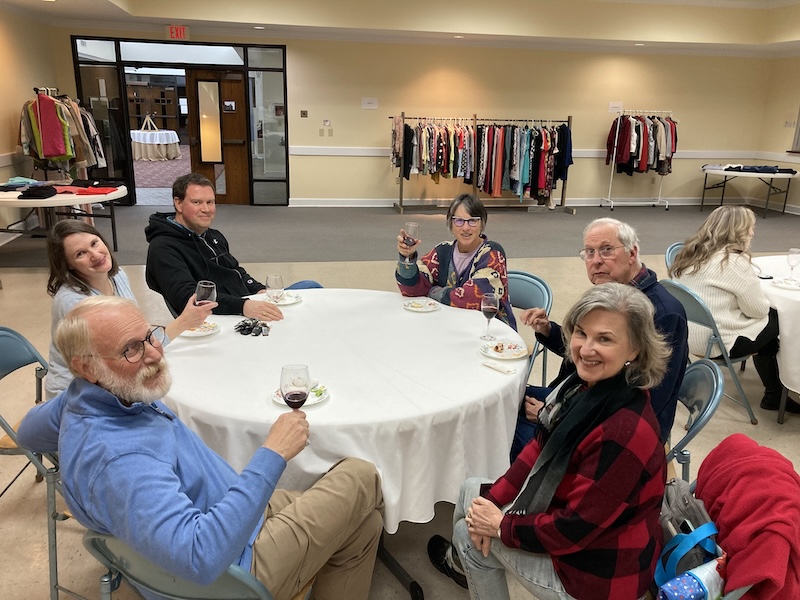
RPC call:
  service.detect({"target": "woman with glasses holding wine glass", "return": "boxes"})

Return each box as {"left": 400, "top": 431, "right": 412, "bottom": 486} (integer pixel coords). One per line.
{"left": 395, "top": 193, "right": 516, "bottom": 329}
{"left": 669, "top": 205, "right": 798, "bottom": 413}
{"left": 44, "top": 220, "right": 216, "bottom": 399}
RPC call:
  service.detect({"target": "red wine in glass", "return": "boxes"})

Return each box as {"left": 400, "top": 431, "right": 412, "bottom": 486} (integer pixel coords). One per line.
{"left": 480, "top": 293, "right": 499, "bottom": 341}
{"left": 482, "top": 306, "right": 498, "bottom": 320}
{"left": 194, "top": 280, "right": 217, "bottom": 306}
{"left": 283, "top": 390, "right": 308, "bottom": 409}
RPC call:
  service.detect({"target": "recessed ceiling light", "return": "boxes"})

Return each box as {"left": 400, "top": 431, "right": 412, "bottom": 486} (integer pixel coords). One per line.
{"left": 254, "top": 26, "right": 266, "bottom": 30}
{"left": 453, "top": 35, "right": 464, "bottom": 39}
{"left": 634, "top": 43, "right": 645, "bottom": 47}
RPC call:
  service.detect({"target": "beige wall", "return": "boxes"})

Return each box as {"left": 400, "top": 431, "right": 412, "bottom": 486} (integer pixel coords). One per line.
{"left": 13, "top": 18, "right": 800, "bottom": 211}
{"left": 0, "top": 8, "right": 57, "bottom": 227}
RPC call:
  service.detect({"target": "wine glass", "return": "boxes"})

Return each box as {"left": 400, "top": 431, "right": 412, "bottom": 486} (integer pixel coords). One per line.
{"left": 280, "top": 364, "right": 310, "bottom": 410}
{"left": 480, "top": 293, "right": 499, "bottom": 341}
{"left": 402, "top": 222, "right": 419, "bottom": 264}
{"left": 194, "top": 280, "right": 217, "bottom": 305}
{"left": 266, "top": 274, "right": 285, "bottom": 303}
{"left": 787, "top": 248, "right": 800, "bottom": 282}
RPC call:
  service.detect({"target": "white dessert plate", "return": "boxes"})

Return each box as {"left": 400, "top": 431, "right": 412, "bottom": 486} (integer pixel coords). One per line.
{"left": 480, "top": 342, "right": 528, "bottom": 360}
{"left": 180, "top": 321, "right": 220, "bottom": 337}
{"left": 276, "top": 292, "right": 302, "bottom": 306}
{"left": 271, "top": 385, "right": 330, "bottom": 407}
{"left": 402, "top": 298, "right": 441, "bottom": 312}
{"left": 771, "top": 278, "right": 800, "bottom": 291}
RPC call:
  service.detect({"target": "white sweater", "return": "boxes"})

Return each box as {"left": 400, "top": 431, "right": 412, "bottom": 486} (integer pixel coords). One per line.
{"left": 675, "top": 251, "right": 769, "bottom": 355}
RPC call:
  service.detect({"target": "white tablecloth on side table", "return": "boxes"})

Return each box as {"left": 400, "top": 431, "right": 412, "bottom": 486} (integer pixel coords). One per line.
{"left": 130, "top": 129, "right": 181, "bottom": 160}
{"left": 162, "top": 288, "right": 528, "bottom": 533}
{"left": 752, "top": 255, "right": 800, "bottom": 393}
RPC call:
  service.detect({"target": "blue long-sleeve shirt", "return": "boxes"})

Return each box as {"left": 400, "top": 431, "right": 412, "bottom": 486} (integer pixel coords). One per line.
{"left": 17, "top": 378, "right": 286, "bottom": 598}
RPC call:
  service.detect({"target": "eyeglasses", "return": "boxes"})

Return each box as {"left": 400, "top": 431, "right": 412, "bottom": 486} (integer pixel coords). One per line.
{"left": 579, "top": 245, "right": 624, "bottom": 261}
{"left": 451, "top": 217, "right": 481, "bottom": 227}
{"left": 118, "top": 326, "right": 167, "bottom": 363}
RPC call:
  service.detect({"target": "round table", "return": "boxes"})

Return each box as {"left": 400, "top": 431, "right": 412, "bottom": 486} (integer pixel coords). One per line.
{"left": 130, "top": 129, "right": 182, "bottom": 160}
{"left": 162, "top": 288, "right": 528, "bottom": 533}
{"left": 751, "top": 255, "right": 800, "bottom": 394}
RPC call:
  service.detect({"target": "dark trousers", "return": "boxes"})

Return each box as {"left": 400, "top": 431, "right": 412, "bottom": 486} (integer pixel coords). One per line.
{"left": 510, "top": 385, "right": 550, "bottom": 463}
{"left": 729, "top": 308, "right": 781, "bottom": 397}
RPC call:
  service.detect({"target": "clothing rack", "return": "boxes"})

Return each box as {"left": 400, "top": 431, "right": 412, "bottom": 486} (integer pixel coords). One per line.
{"left": 603, "top": 109, "right": 675, "bottom": 211}
{"left": 390, "top": 112, "right": 573, "bottom": 213}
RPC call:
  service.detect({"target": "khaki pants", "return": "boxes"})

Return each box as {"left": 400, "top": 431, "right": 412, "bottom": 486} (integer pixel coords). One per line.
{"left": 251, "top": 457, "right": 384, "bottom": 600}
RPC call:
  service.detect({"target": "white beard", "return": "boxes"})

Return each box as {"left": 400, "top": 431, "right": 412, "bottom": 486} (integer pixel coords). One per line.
{"left": 93, "top": 359, "right": 173, "bottom": 405}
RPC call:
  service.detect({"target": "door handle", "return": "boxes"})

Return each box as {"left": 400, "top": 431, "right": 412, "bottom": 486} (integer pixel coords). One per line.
{"left": 223, "top": 139, "right": 245, "bottom": 145}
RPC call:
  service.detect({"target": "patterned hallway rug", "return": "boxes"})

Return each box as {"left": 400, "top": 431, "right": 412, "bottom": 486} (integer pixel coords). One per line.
{"left": 132, "top": 145, "right": 190, "bottom": 188}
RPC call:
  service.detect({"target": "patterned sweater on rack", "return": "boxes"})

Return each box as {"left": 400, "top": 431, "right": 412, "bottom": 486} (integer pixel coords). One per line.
{"left": 396, "top": 237, "right": 516, "bottom": 329}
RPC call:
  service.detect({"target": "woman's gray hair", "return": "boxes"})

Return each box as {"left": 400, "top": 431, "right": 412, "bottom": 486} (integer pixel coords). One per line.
{"left": 583, "top": 217, "right": 640, "bottom": 253}
{"left": 561, "top": 282, "right": 671, "bottom": 389}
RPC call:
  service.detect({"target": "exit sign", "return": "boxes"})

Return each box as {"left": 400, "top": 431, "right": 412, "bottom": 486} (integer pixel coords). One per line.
{"left": 167, "top": 25, "right": 189, "bottom": 40}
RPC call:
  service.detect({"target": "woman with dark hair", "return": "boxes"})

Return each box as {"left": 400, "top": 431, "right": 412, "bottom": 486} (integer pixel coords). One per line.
{"left": 669, "top": 205, "right": 794, "bottom": 412}
{"left": 45, "top": 220, "right": 214, "bottom": 398}
{"left": 429, "top": 283, "right": 669, "bottom": 600}
{"left": 395, "top": 193, "right": 515, "bottom": 328}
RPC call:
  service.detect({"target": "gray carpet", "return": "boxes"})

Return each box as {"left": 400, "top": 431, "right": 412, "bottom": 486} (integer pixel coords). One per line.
{"left": 2, "top": 204, "right": 800, "bottom": 268}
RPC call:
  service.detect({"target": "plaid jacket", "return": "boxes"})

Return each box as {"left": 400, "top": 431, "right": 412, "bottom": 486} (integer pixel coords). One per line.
{"left": 486, "top": 389, "right": 665, "bottom": 599}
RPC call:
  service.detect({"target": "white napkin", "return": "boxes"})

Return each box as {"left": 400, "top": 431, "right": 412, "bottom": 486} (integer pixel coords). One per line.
{"left": 482, "top": 360, "right": 517, "bottom": 375}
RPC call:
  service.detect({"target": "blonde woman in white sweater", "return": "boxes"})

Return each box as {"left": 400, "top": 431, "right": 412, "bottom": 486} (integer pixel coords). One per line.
{"left": 669, "top": 206, "right": 798, "bottom": 413}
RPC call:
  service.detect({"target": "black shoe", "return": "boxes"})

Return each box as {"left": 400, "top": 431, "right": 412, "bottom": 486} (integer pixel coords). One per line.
{"left": 760, "top": 394, "right": 800, "bottom": 414}
{"left": 427, "top": 535, "right": 468, "bottom": 589}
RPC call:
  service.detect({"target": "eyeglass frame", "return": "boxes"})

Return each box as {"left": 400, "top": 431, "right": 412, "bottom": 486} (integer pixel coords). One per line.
{"left": 578, "top": 245, "right": 625, "bottom": 261}
{"left": 103, "top": 325, "right": 167, "bottom": 364}
{"left": 450, "top": 216, "right": 482, "bottom": 227}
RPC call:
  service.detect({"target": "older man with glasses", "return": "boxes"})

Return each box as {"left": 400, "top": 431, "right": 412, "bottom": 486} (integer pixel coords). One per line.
{"left": 17, "top": 296, "right": 384, "bottom": 600}
{"left": 510, "top": 217, "right": 688, "bottom": 461}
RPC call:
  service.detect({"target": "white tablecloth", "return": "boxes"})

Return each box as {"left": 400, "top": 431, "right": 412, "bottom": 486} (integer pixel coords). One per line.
{"left": 752, "top": 255, "right": 800, "bottom": 393}
{"left": 162, "top": 288, "right": 528, "bottom": 533}
{"left": 130, "top": 130, "right": 181, "bottom": 161}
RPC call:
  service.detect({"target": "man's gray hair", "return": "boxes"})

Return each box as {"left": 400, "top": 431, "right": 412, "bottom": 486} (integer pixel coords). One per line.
{"left": 583, "top": 217, "right": 641, "bottom": 253}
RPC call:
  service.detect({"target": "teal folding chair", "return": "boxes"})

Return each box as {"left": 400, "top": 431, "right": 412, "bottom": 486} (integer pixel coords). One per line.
{"left": 507, "top": 271, "right": 553, "bottom": 385}
{"left": 665, "top": 241, "right": 684, "bottom": 270}
{"left": 84, "top": 530, "right": 314, "bottom": 600}
{"left": 666, "top": 359, "right": 724, "bottom": 481}
{"left": 661, "top": 280, "right": 758, "bottom": 424}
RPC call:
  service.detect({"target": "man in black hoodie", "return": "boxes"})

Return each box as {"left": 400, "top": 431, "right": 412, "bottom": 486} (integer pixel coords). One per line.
{"left": 145, "top": 173, "right": 319, "bottom": 319}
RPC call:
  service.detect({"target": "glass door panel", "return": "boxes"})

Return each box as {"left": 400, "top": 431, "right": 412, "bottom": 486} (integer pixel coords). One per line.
{"left": 249, "top": 70, "right": 288, "bottom": 205}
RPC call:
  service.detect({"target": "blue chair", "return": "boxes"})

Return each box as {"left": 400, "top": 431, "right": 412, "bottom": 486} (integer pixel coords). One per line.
{"left": 0, "top": 326, "right": 49, "bottom": 497}
{"left": 661, "top": 280, "right": 758, "bottom": 425}
{"left": 665, "top": 241, "right": 684, "bottom": 270}
{"left": 83, "top": 530, "right": 314, "bottom": 600}
{"left": 507, "top": 271, "right": 553, "bottom": 385}
{"left": 666, "top": 359, "right": 724, "bottom": 482}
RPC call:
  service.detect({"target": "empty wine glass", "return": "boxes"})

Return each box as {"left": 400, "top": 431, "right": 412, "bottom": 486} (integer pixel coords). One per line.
{"left": 402, "top": 222, "right": 419, "bottom": 264}
{"left": 480, "top": 293, "right": 499, "bottom": 341}
{"left": 787, "top": 248, "right": 800, "bottom": 282}
{"left": 194, "top": 280, "right": 217, "bottom": 306}
{"left": 280, "top": 364, "right": 310, "bottom": 410}
{"left": 266, "top": 274, "right": 285, "bottom": 303}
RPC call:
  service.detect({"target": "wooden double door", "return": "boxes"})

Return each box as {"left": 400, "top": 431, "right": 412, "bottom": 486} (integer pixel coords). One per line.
{"left": 185, "top": 69, "right": 249, "bottom": 204}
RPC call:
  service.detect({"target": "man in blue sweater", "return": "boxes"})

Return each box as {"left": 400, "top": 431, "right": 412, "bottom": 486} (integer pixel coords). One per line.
{"left": 18, "top": 296, "right": 383, "bottom": 600}
{"left": 511, "top": 217, "right": 689, "bottom": 459}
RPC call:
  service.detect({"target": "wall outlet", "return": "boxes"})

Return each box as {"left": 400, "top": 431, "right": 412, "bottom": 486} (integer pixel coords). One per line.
{"left": 785, "top": 120, "right": 796, "bottom": 128}
{"left": 319, "top": 128, "right": 325, "bottom": 137}
{"left": 328, "top": 128, "right": 334, "bottom": 136}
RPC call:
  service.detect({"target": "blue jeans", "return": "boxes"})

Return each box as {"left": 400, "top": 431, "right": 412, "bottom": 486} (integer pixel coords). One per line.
{"left": 509, "top": 385, "right": 551, "bottom": 463}
{"left": 451, "top": 477, "right": 574, "bottom": 600}
{"left": 286, "top": 280, "right": 323, "bottom": 289}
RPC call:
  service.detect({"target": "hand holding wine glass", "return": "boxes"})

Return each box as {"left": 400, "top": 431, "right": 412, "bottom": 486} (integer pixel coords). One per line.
{"left": 399, "top": 222, "right": 419, "bottom": 264}
{"left": 194, "top": 280, "right": 217, "bottom": 306}
{"left": 480, "top": 293, "right": 499, "bottom": 341}
{"left": 281, "top": 364, "right": 310, "bottom": 410}
{"left": 787, "top": 248, "right": 800, "bottom": 282}
{"left": 266, "top": 274, "right": 285, "bottom": 303}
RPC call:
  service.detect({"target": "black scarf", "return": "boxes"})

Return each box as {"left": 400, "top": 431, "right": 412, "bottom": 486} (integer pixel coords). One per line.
{"left": 507, "top": 371, "right": 642, "bottom": 516}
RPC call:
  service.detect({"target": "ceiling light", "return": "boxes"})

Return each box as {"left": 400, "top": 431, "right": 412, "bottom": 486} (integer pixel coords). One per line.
{"left": 454, "top": 35, "right": 464, "bottom": 39}
{"left": 254, "top": 26, "right": 265, "bottom": 30}
{"left": 634, "top": 43, "right": 645, "bottom": 47}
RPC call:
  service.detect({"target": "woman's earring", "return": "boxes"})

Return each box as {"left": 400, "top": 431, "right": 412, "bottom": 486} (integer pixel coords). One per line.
{"left": 624, "top": 361, "right": 631, "bottom": 367}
